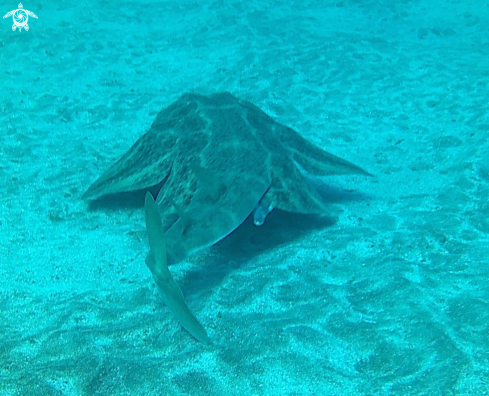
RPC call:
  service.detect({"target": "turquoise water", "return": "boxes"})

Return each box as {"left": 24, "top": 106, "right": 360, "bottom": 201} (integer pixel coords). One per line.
{"left": 1, "top": 0, "right": 488, "bottom": 394}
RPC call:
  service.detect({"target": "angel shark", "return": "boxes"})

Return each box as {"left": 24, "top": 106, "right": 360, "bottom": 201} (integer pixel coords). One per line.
{"left": 83, "top": 92, "right": 371, "bottom": 343}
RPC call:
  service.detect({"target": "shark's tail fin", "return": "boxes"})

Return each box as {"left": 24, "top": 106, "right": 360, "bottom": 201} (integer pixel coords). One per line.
{"left": 144, "top": 192, "right": 211, "bottom": 345}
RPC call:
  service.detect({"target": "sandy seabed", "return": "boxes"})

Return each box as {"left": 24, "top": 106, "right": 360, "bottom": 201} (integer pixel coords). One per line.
{"left": 1, "top": 0, "right": 488, "bottom": 395}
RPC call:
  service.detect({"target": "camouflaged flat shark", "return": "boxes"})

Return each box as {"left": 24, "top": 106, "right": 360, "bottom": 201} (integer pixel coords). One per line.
{"left": 83, "top": 92, "right": 370, "bottom": 343}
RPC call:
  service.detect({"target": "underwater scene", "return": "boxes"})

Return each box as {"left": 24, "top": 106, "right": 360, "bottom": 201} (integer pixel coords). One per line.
{"left": 1, "top": 0, "right": 488, "bottom": 394}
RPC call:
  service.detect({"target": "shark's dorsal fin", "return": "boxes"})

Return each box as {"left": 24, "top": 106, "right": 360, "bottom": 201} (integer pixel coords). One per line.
{"left": 188, "top": 163, "right": 222, "bottom": 202}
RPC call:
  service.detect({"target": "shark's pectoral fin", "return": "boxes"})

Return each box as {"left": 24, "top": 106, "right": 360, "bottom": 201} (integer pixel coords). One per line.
{"left": 144, "top": 192, "right": 210, "bottom": 345}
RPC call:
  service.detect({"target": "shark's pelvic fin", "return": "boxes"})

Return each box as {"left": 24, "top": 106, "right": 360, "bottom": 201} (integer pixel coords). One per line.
{"left": 144, "top": 192, "right": 211, "bottom": 345}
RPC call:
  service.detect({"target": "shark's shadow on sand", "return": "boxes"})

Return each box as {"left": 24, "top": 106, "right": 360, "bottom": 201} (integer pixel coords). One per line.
{"left": 183, "top": 179, "right": 369, "bottom": 270}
